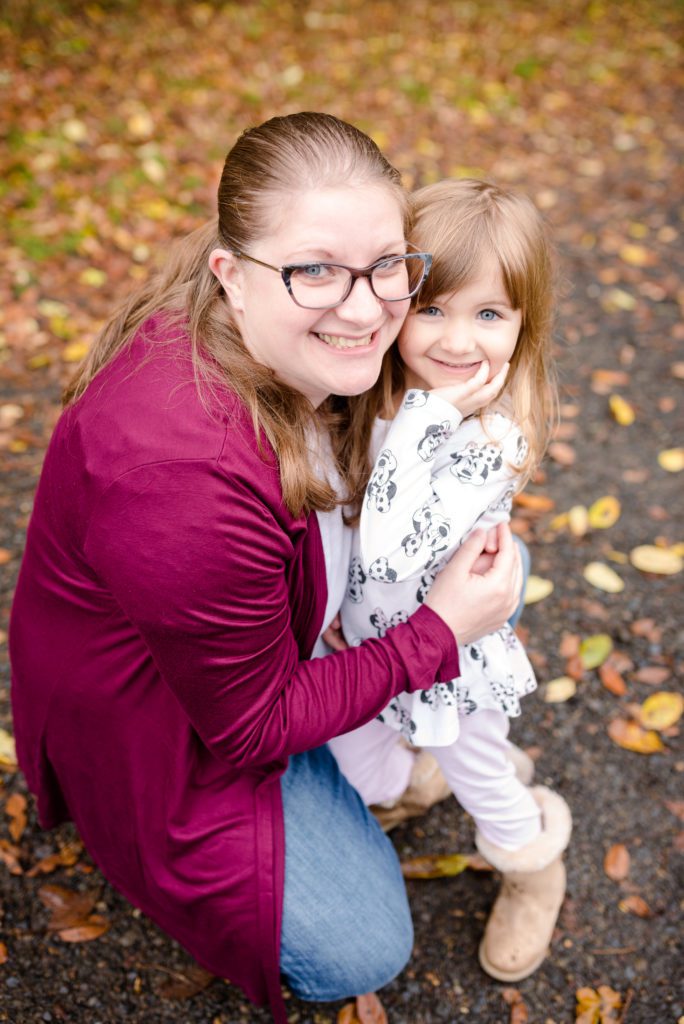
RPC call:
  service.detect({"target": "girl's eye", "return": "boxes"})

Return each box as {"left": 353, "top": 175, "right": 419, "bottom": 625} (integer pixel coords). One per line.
{"left": 418, "top": 305, "right": 442, "bottom": 317}
{"left": 478, "top": 309, "right": 500, "bottom": 321}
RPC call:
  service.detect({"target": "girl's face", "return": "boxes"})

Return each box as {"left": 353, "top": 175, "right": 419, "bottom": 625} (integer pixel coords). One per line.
{"left": 213, "top": 185, "right": 410, "bottom": 407}
{"left": 398, "top": 256, "right": 522, "bottom": 392}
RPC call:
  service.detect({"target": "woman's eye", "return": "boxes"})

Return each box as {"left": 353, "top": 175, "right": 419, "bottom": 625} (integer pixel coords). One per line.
{"left": 479, "top": 309, "right": 500, "bottom": 321}
{"left": 301, "top": 263, "right": 327, "bottom": 278}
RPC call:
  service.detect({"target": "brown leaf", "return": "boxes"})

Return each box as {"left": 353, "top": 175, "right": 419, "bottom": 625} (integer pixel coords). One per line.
{"left": 633, "top": 666, "right": 670, "bottom": 686}
{"left": 591, "top": 369, "right": 629, "bottom": 394}
{"left": 502, "top": 987, "right": 529, "bottom": 1023}
{"left": 629, "top": 618, "right": 662, "bottom": 641}
{"left": 26, "top": 840, "right": 83, "bottom": 877}
{"left": 548, "top": 441, "right": 576, "bottom": 466}
{"left": 356, "top": 992, "right": 388, "bottom": 1024}
{"left": 664, "top": 800, "right": 684, "bottom": 821}
{"left": 604, "top": 844, "right": 630, "bottom": 881}
{"left": 5, "top": 792, "right": 27, "bottom": 843}
{"left": 0, "top": 838, "right": 23, "bottom": 875}
{"left": 559, "top": 632, "right": 580, "bottom": 658}
{"left": 38, "top": 884, "right": 97, "bottom": 930}
{"left": 58, "top": 915, "right": 110, "bottom": 943}
{"left": 155, "top": 964, "right": 214, "bottom": 1000}
{"left": 0, "top": 941, "right": 7, "bottom": 964}
{"left": 618, "top": 894, "right": 652, "bottom": 917}
{"left": 338, "top": 1005, "right": 359, "bottom": 1024}
{"left": 599, "top": 664, "right": 627, "bottom": 697}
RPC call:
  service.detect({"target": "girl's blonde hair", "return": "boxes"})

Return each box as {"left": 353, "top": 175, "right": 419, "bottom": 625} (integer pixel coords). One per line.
{"left": 372, "top": 177, "right": 557, "bottom": 480}
{"left": 64, "top": 112, "right": 410, "bottom": 515}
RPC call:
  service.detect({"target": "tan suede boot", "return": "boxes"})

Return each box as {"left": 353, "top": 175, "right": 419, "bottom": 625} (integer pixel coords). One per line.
{"left": 371, "top": 744, "right": 535, "bottom": 832}
{"left": 475, "top": 786, "right": 572, "bottom": 982}
{"left": 371, "top": 751, "right": 451, "bottom": 832}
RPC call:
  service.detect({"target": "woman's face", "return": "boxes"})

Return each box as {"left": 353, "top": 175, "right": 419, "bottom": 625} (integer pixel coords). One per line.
{"left": 214, "top": 185, "right": 410, "bottom": 407}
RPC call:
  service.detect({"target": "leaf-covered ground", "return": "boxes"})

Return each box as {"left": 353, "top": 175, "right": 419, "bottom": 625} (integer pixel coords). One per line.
{"left": 0, "top": 2, "right": 682, "bottom": 1022}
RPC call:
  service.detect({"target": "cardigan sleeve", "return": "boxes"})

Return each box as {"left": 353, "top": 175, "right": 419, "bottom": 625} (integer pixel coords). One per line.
{"left": 83, "top": 457, "right": 458, "bottom": 769}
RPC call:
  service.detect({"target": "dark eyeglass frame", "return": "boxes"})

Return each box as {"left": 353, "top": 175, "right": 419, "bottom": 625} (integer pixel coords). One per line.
{"left": 231, "top": 251, "right": 433, "bottom": 309}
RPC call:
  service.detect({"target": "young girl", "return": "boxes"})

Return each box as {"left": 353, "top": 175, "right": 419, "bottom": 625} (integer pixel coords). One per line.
{"left": 334, "top": 178, "right": 572, "bottom": 983}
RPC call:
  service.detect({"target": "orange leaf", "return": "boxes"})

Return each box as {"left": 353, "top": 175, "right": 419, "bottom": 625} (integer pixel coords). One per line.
{"left": 599, "top": 664, "right": 626, "bottom": 697}
{"left": 57, "top": 914, "right": 110, "bottom": 943}
{"left": 607, "top": 718, "right": 664, "bottom": 754}
{"left": 513, "top": 492, "right": 555, "bottom": 512}
{"left": 591, "top": 369, "right": 629, "bottom": 394}
{"left": 5, "top": 792, "right": 27, "bottom": 843}
{"left": 337, "top": 1005, "right": 359, "bottom": 1024}
{"left": 27, "top": 841, "right": 83, "bottom": 877}
{"left": 0, "top": 941, "right": 7, "bottom": 964}
{"left": 547, "top": 441, "right": 575, "bottom": 466}
{"left": 633, "top": 666, "right": 670, "bottom": 686}
{"left": 0, "top": 838, "right": 23, "bottom": 875}
{"left": 618, "top": 894, "right": 651, "bottom": 917}
{"left": 356, "top": 992, "right": 388, "bottom": 1024}
{"left": 38, "top": 884, "right": 97, "bottom": 930}
{"left": 604, "top": 843, "right": 630, "bottom": 881}
{"left": 502, "top": 987, "right": 529, "bottom": 1023}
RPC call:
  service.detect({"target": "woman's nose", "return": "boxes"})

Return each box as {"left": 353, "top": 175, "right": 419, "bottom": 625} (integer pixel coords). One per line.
{"left": 335, "top": 275, "right": 383, "bottom": 323}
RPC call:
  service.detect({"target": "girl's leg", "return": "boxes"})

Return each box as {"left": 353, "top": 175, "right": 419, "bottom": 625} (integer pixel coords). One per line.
{"left": 328, "top": 719, "right": 414, "bottom": 805}
{"left": 426, "top": 710, "right": 541, "bottom": 850}
{"left": 280, "top": 745, "right": 413, "bottom": 1002}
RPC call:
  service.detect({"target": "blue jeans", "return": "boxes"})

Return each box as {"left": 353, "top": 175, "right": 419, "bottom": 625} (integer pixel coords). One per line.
{"left": 280, "top": 537, "right": 531, "bottom": 1001}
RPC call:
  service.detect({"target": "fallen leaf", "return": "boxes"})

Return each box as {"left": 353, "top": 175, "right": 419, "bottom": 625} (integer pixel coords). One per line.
{"left": 604, "top": 843, "right": 630, "bottom": 881}
{"left": 0, "top": 839, "right": 23, "bottom": 875}
{"left": 575, "top": 985, "right": 622, "bottom": 1024}
{"left": 155, "top": 963, "right": 214, "bottom": 999}
{"left": 609, "top": 394, "right": 635, "bottom": 425}
{"left": 0, "top": 729, "right": 18, "bottom": 771}
{"left": 514, "top": 493, "right": 555, "bottom": 512}
{"left": 502, "top": 987, "right": 529, "bottom": 1023}
{"left": 638, "top": 692, "right": 683, "bottom": 730}
{"left": 633, "top": 666, "right": 670, "bottom": 686}
{"left": 599, "top": 664, "right": 627, "bottom": 697}
{"left": 58, "top": 915, "right": 110, "bottom": 943}
{"left": 565, "top": 653, "right": 586, "bottom": 681}
{"left": 618, "top": 895, "right": 651, "bottom": 917}
{"left": 544, "top": 677, "right": 577, "bottom": 703}
{"left": 548, "top": 441, "right": 575, "bottom": 466}
{"left": 4, "top": 792, "right": 27, "bottom": 843}
{"left": 629, "top": 618, "right": 662, "bottom": 641}
{"left": 559, "top": 632, "right": 580, "bottom": 658}
{"left": 579, "top": 634, "right": 613, "bottom": 669}
{"left": 356, "top": 992, "right": 388, "bottom": 1024}
{"left": 608, "top": 718, "right": 664, "bottom": 754}
{"left": 664, "top": 800, "right": 684, "bottom": 821}
{"left": 568, "top": 505, "right": 589, "bottom": 537}
{"left": 524, "top": 576, "right": 554, "bottom": 604}
{"left": 338, "top": 1005, "right": 358, "bottom": 1024}
{"left": 27, "top": 840, "right": 84, "bottom": 877}
{"left": 583, "top": 562, "right": 625, "bottom": 593}
{"left": 61, "top": 341, "right": 90, "bottom": 363}
{"left": 591, "top": 369, "right": 629, "bottom": 394}
{"left": 38, "top": 884, "right": 97, "bottom": 930}
{"left": 588, "top": 496, "right": 621, "bottom": 529}
{"left": 630, "top": 545, "right": 683, "bottom": 575}
{"left": 400, "top": 852, "right": 489, "bottom": 879}
{"left": 658, "top": 448, "right": 684, "bottom": 472}
{"left": 0, "top": 941, "right": 7, "bottom": 964}
{"left": 619, "top": 243, "right": 655, "bottom": 266}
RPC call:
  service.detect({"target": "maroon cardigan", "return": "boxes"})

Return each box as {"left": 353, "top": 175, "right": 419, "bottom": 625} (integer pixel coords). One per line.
{"left": 9, "top": 318, "right": 459, "bottom": 1022}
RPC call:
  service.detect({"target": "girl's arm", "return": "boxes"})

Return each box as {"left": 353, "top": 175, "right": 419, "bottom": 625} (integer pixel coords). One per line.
{"left": 359, "top": 390, "right": 524, "bottom": 583}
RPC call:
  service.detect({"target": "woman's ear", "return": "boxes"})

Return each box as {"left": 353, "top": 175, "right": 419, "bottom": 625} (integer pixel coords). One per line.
{"left": 208, "top": 248, "right": 245, "bottom": 313}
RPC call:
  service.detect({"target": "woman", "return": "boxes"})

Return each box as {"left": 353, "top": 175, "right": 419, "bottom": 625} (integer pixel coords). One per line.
{"left": 9, "top": 113, "right": 521, "bottom": 1023}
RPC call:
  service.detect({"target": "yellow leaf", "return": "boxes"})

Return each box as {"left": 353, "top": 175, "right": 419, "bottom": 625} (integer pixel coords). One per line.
{"left": 588, "top": 496, "right": 621, "bottom": 529}
{"left": 605, "top": 547, "right": 629, "bottom": 564}
{"left": 568, "top": 505, "right": 589, "bottom": 537}
{"left": 583, "top": 562, "right": 625, "bottom": 593}
{"left": 27, "top": 353, "right": 52, "bottom": 370}
{"left": 524, "top": 575, "right": 554, "bottom": 604}
{"left": 630, "top": 545, "right": 683, "bottom": 575}
{"left": 579, "top": 634, "right": 613, "bottom": 669}
{"left": 62, "top": 118, "right": 89, "bottom": 143}
{"left": 79, "top": 268, "right": 107, "bottom": 288}
{"left": 608, "top": 717, "right": 664, "bottom": 754}
{"left": 544, "top": 677, "right": 577, "bottom": 703}
{"left": 618, "top": 243, "right": 653, "bottom": 266}
{"left": 639, "top": 691, "right": 683, "bottom": 731}
{"left": 62, "top": 342, "right": 90, "bottom": 363}
{"left": 127, "top": 109, "right": 154, "bottom": 138}
{"left": 549, "top": 511, "right": 569, "bottom": 531}
{"left": 0, "top": 728, "right": 17, "bottom": 770}
{"left": 609, "top": 394, "right": 635, "bottom": 425}
{"left": 671, "top": 542, "right": 684, "bottom": 557}
{"left": 400, "top": 852, "right": 474, "bottom": 879}
{"left": 602, "top": 288, "right": 637, "bottom": 312}
{"left": 658, "top": 448, "right": 684, "bottom": 472}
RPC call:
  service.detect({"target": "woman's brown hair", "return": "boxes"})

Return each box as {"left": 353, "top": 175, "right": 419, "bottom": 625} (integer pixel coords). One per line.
{"left": 64, "top": 113, "right": 410, "bottom": 515}
{"left": 371, "top": 177, "right": 557, "bottom": 481}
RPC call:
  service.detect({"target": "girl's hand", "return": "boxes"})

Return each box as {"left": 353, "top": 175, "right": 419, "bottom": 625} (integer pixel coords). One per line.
{"left": 321, "top": 614, "right": 348, "bottom": 652}
{"left": 424, "top": 523, "right": 522, "bottom": 645}
{"left": 431, "top": 361, "right": 509, "bottom": 418}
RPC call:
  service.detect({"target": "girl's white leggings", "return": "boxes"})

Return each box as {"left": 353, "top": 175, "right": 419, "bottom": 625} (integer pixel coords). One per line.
{"left": 328, "top": 710, "right": 541, "bottom": 851}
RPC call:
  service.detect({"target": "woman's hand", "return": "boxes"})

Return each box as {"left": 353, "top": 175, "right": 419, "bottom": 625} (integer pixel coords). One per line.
{"left": 431, "top": 360, "right": 509, "bottom": 418}
{"left": 423, "top": 523, "right": 522, "bottom": 645}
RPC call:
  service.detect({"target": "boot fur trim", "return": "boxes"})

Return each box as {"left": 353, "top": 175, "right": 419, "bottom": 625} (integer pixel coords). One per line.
{"left": 475, "top": 786, "right": 572, "bottom": 874}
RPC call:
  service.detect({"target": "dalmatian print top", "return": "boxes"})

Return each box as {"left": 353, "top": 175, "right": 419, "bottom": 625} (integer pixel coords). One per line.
{"left": 340, "top": 389, "right": 537, "bottom": 747}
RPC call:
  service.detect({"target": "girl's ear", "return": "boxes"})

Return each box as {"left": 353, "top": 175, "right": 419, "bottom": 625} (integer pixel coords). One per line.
{"left": 208, "top": 248, "right": 245, "bottom": 313}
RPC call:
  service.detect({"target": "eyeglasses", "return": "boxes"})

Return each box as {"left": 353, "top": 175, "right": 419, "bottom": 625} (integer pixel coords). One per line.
{"left": 232, "top": 251, "right": 432, "bottom": 310}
